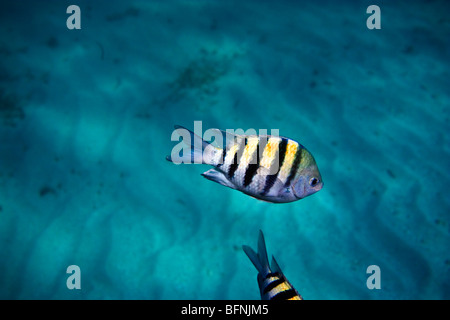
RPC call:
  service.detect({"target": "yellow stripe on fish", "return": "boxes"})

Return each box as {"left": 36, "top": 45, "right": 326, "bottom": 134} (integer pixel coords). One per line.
{"left": 259, "top": 137, "right": 282, "bottom": 174}
{"left": 277, "top": 140, "right": 299, "bottom": 185}
{"left": 233, "top": 136, "right": 259, "bottom": 187}
{"left": 239, "top": 136, "right": 259, "bottom": 168}
{"left": 260, "top": 272, "right": 302, "bottom": 300}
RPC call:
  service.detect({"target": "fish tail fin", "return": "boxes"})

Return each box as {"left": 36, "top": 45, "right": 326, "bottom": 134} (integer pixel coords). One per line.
{"left": 166, "top": 125, "right": 219, "bottom": 165}
{"left": 242, "top": 230, "right": 271, "bottom": 277}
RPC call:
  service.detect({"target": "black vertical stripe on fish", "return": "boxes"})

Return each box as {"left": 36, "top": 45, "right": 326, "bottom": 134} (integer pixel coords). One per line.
{"left": 264, "top": 272, "right": 281, "bottom": 279}
{"left": 261, "top": 175, "right": 278, "bottom": 196}
{"left": 243, "top": 137, "right": 266, "bottom": 187}
{"left": 269, "top": 289, "right": 299, "bottom": 300}
{"left": 263, "top": 278, "right": 285, "bottom": 295}
{"left": 228, "top": 137, "right": 247, "bottom": 179}
{"left": 217, "top": 147, "right": 227, "bottom": 168}
{"left": 261, "top": 138, "right": 288, "bottom": 195}
{"left": 283, "top": 147, "right": 302, "bottom": 188}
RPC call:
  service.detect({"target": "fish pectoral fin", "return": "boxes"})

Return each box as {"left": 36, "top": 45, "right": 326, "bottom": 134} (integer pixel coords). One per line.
{"left": 256, "top": 166, "right": 279, "bottom": 177}
{"left": 201, "top": 169, "right": 237, "bottom": 190}
{"left": 256, "top": 168, "right": 288, "bottom": 197}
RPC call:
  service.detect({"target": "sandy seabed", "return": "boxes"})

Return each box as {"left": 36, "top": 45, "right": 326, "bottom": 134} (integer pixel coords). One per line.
{"left": 0, "top": 0, "right": 449, "bottom": 299}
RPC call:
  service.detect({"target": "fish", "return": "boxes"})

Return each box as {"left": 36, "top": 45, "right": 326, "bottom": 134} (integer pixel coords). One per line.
{"left": 242, "top": 230, "right": 302, "bottom": 300}
{"left": 166, "top": 125, "right": 323, "bottom": 203}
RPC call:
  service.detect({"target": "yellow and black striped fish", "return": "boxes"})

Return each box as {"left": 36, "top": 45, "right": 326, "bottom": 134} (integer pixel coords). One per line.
{"left": 166, "top": 125, "right": 323, "bottom": 203}
{"left": 243, "top": 230, "right": 302, "bottom": 300}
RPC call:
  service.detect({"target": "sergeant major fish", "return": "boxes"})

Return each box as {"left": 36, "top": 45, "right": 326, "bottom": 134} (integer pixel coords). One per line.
{"left": 243, "top": 230, "right": 302, "bottom": 300}
{"left": 166, "top": 125, "right": 323, "bottom": 203}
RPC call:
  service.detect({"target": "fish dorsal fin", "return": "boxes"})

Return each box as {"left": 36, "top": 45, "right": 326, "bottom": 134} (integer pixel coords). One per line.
{"left": 215, "top": 128, "right": 243, "bottom": 139}
{"left": 271, "top": 256, "right": 284, "bottom": 277}
{"left": 257, "top": 230, "right": 271, "bottom": 276}
{"left": 207, "top": 129, "right": 245, "bottom": 149}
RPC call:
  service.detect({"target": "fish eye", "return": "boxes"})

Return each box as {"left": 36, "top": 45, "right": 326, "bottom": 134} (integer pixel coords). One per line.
{"left": 309, "top": 177, "right": 319, "bottom": 187}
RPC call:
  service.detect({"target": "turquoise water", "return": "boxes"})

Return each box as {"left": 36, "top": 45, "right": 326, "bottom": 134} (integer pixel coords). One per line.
{"left": 0, "top": 0, "right": 449, "bottom": 299}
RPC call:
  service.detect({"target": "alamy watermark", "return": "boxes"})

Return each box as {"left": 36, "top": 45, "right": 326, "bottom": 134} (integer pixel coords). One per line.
{"left": 366, "top": 265, "right": 381, "bottom": 290}
{"left": 66, "top": 5, "right": 381, "bottom": 31}
{"left": 366, "top": 5, "right": 381, "bottom": 30}
{"left": 66, "top": 5, "right": 81, "bottom": 30}
{"left": 66, "top": 265, "right": 81, "bottom": 290}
